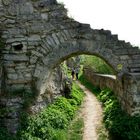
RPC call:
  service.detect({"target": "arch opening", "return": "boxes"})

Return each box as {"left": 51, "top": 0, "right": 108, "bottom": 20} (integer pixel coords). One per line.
{"left": 39, "top": 53, "right": 116, "bottom": 105}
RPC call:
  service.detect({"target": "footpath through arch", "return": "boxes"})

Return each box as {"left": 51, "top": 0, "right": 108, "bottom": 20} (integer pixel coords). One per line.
{"left": 0, "top": 0, "right": 140, "bottom": 132}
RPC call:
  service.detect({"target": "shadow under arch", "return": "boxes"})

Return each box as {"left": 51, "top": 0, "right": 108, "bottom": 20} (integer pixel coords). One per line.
{"left": 35, "top": 39, "right": 129, "bottom": 94}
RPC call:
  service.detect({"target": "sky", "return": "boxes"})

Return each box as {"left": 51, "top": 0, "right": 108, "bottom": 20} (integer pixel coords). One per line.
{"left": 58, "top": 0, "right": 140, "bottom": 47}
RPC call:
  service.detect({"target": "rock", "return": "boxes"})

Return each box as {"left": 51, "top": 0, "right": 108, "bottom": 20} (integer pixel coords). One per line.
{"left": 7, "top": 73, "right": 18, "bottom": 80}
{"left": 2, "top": 0, "right": 12, "bottom": 6}
{"left": 4, "top": 54, "right": 29, "bottom": 61}
{"left": 41, "top": 13, "right": 48, "bottom": 21}
{"left": 28, "top": 35, "right": 41, "bottom": 42}
{"left": 19, "top": 2, "right": 34, "bottom": 15}
{"left": 0, "top": 0, "right": 140, "bottom": 134}
{"left": 37, "top": 0, "right": 57, "bottom": 7}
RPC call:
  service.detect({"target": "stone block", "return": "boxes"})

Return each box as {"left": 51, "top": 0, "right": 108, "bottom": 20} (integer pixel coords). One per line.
{"left": 37, "top": 47, "right": 48, "bottom": 55}
{"left": 46, "top": 36, "right": 56, "bottom": 46}
{"left": 41, "top": 13, "right": 48, "bottom": 21}
{"left": 7, "top": 73, "right": 18, "bottom": 80}
{"left": 5, "top": 119, "right": 18, "bottom": 133}
{"left": 4, "top": 19, "right": 15, "bottom": 24}
{"left": 6, "top": 38, "right": 26, "bottom": 43}
{"left": 19, "top": 2, "right": 34, "bottom": 15}
{"left": 7, "top": 79, "right": 31, "bottom": 84}
{"left": 2, "top": 0, "right": 11, "bottom": 6}
{"left": 30, "top": 56, "right": 38, "bottom": 64}
{"left": 24, "top": 73, "right": 32, "bottom": 78}
{"left": 120, "top": 55, "right": 130, "bottom": 60}
{"left": 28, "top": 35, "right": 41, "bottom": 42}
{"left": 4, "top": 54, "right": 29, "bottom": 61}
{"left": 52, "top": 33, "right": 60, "bottom": 45}
{"left": 31, "top": 50, "right": 44, "bottom": 57}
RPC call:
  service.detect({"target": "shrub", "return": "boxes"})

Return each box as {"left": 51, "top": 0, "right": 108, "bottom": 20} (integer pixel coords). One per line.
{"left": 50, "top": 129, "right": 67, "bottom": 140}
{"left": 79, "top": 74, "right": 140, "bottom": 140}
{"left": 0, "top": 82, "right": 84, "bottom": 140}
{"left": 80, "top": 55, "right": 115, "bottom": 74}
{"left": 16, "top": 82, "right": 84, "bottom": 140}
{"left": 79, "top": 74, "right": 101, "bottom": 95}
{"left": 68, "top": 99, "right": 78, "bottom": 106}
{"left": 53, "top": 97, "right": 76, "bottom": 120}
{"left": 0, "top": 127, "right": 15, "bottom": 140}
{"left": 70, "top": 82, "right": 84, "bottom": 105}
{"left": 100, "top": 89, "right": 140, "bottom": 140}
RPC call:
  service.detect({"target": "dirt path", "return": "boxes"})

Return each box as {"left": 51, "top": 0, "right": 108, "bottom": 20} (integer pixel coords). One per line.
{"left": 76, "top": 81, "right": 103, "bottom": 140}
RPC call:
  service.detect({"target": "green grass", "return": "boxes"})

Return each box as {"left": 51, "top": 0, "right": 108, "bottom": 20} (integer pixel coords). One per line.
{"left": 80, "top": 55, "right": 115, "bottom": 74}
{"left": 67, "top": 118, "right": 84, "bottom": 140}
{"left": 18, "top": 82, "right": 84, "bottom": 140}
{"left": 97, "top": 125, "right": 110, "bottom": 140}
{"left": 79, "top": 74, "right": 140, "bottom": 140}
{"left": 79, "top": 74, "right": 101, "bottom": 95}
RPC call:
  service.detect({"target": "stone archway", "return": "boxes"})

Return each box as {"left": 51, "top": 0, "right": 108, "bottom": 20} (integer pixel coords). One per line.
{"left": 33, "top": 37, "right": 140, "bottom": 116}
{"left": 0, "top": 0, "right": 140, "bottom": 133}
{"left": 35, "top": 39, "right": 125, "bottom": 93}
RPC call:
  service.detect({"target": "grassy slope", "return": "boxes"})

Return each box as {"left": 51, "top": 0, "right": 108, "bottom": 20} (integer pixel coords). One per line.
{"left": 80, "top": 55, "right": 115, "bottom": 74}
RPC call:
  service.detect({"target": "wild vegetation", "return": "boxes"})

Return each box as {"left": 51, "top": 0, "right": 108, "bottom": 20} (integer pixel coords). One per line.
{"left": 0, "top": 83, "right": 84, "bottom": 140}
{"left": 1, "top": 54, "right": 139, "bottom": 140}
{"left": 80, "top": 55, "right": 115, "bottom": 74}
{"left": 79, "top": 74, "right": 140, "bottom": 140}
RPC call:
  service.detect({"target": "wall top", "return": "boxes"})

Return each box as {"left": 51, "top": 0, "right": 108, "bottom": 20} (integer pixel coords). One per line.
{"left": 0, "top": 0, "right": 57, "bottom": 6}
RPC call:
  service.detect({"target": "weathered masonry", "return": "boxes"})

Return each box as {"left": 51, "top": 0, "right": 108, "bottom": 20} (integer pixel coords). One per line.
{"left": 0, "top": 0, "right": 140, "bottom": 133}
{"left": 83, "top": 68, "right": 140, "bottom": 115}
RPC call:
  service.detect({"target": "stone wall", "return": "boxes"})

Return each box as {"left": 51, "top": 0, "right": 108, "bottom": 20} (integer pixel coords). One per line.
{"left": 30, "top": 66, "right": 72, "bottom": 114}
{"left": 0, "top": 45, "right": 3, "bottom": 95}
{"left": 0, "top": 65, "right": 71, "bottom": 133}
{"left": 0, "top": 56, "right": 2, "bottom": 95}
{"left": 83, "top": 67, "right": 140, "bottom": 115}
{"left": 47, "top": 66, "right": 72, "bottom": 99}
{"left": 0, "top": 0, "right": 140, "bottom": 133}
{"left": 0, "top": 0, "right": 139, "bottom": 96}
{"left": 0, "top": 0, "right": 139, "bottom": 97}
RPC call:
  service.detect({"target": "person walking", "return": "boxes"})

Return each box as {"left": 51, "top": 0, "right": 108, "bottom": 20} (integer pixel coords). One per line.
{"left": 75, "top": 67, "right": 79, "bottom": 80}
{"left": 71, "top": 68, "right": 75, "bottom": 80}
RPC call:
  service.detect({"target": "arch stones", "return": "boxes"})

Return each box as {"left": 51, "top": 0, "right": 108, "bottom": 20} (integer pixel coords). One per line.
{"left": 0, "top": 0, "right": 140, "bottom": 133}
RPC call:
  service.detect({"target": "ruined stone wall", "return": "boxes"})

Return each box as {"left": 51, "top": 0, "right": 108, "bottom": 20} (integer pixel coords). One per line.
{"left": 0, "top": 55, "right": 2, "bottom": 95}
{"left": 30, "top": 66, "right": 72, "bottom": 114}
{"left": 0, "top": 0, "right": 139, "bottom": 96}
{"left": 0, "top": 0, "right": 68, "bottom": 94}
{"left": 0, "top": 0, "right": 140, "bottom": 133}
{"left": 83, "top": 68, "right": 140, "bottom": 115}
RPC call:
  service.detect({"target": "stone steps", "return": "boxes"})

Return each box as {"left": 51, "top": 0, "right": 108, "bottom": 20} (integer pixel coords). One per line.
{"left": 101, "top": 30, "right": 140, "bottom": 74}
{"left": 128, "top": 67, "right": 140, "bottom": 73}
{"left": 128, "top": 58, "right": 140, "bottom": 64}
{"left": 131, "top": 54, "right": 140, "bottom": 59}
{"left": 114, "top": 50, "right": 140, "bottom": 55}
{"left": 129, "top": 63, "right": 140, "bottom": 67}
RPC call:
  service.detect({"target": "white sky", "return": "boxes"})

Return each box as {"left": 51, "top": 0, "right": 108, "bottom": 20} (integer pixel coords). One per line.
{"left": 58, "top": 0, "right": 140, "bottom": 47}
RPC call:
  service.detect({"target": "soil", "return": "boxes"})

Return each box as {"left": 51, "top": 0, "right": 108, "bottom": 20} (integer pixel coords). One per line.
{"left": 76, "top": 81, "right": 103, "bottom": 140}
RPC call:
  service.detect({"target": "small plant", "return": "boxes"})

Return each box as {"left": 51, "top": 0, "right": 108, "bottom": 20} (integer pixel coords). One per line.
{"left": 16, "top": 82, "right": 84, "bottom": 140}
{"left": 79, "top": 74, "right": 101, "bottom": 95}
{"left": 67, "top": 118, "right": 84, "bottom": 140}
{"left": 79, "top": 74, "right": 140, "bottom": 140}
{"left": 0, "top": 127, "right": 15, "bottom": 140}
